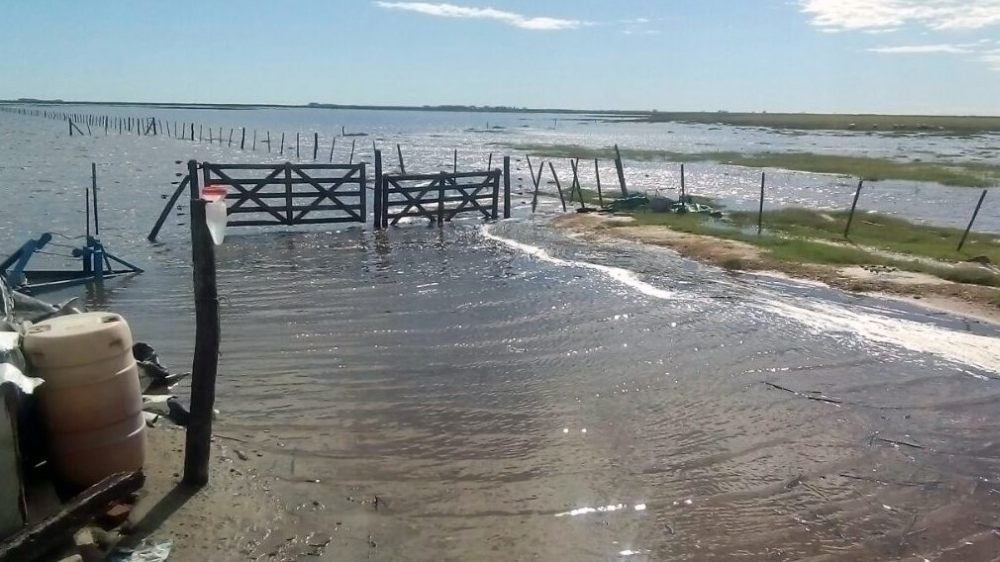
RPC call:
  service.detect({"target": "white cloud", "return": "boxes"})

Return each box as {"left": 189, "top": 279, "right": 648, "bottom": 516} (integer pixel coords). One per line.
{"left": 799, "top": 0, "right": 1000, "bottom": 32}
{"left": 980, "top": 49, "right": 1000, "bottom": 70}
{"left": 374, "top": 2, "right": 584, "bottom": 30}
{"left": 868, "top": 43, "right": 973, "bottom": 53}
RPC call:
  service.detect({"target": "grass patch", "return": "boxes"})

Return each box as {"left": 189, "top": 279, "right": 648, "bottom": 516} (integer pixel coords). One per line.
{"left": 637, "top": 112, "right": 1000, "bottom": 135}
{"left": 620, "top": 208, "right": 1000, "bottom": 287}
{"left": 500, "top": 143, "right": 1000, "bottom": 187}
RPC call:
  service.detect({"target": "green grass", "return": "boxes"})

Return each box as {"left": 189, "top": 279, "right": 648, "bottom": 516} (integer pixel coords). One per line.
{"left": 499, "top": 143, "right": 1000, "bottom": 187}
{"left": 621, "top": 208, "right": 1000, "bottom": 287}
{"left": 638, "top": 112, "right": 1000, "bottom": 135}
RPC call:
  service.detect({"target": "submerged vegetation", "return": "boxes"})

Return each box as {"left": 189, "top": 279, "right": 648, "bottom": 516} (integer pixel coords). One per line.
{"left": 620, "top": 208, "right": 1000, "bottom": 288}
{"left": 501, "top": 143, "right": 1000, "bottom": 187}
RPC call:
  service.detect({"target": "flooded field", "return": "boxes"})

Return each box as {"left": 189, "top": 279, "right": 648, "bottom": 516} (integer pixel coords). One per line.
{"left": 3, "top": 107, "right": 1000, "bottom": 560}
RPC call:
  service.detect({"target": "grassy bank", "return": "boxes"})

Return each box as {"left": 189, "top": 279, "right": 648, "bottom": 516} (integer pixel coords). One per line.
{"left": 637, "top": 112, "right": 1000, "bottom": 135}
{"left": 623, "top": 208, "right": 1000, "bottom": 288}
{"left": 500, "top": 143, "right": 1000, "bottom": 187}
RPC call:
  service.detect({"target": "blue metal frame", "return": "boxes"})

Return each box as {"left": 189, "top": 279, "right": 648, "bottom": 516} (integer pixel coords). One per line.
{"left": 0, "top": 234, "right": 143, "bottom": 295}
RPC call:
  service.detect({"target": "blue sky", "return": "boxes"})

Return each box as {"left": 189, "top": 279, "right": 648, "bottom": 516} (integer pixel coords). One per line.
{"left": 1, "top": 0, "right": 998, "bottom": 114}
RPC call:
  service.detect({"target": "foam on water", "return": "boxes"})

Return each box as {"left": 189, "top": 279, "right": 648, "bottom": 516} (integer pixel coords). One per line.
{"left": 482, "top": 224, "right": 1000, "bottom": 375}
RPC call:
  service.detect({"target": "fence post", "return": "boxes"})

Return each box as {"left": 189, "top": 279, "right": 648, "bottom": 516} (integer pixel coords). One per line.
{"left": 503, "top": 156, "right": 511, "bottom": 219}
{"left": 614, "top": 144, "right": 628, "bottom": 196}
{"left": 284, "top": 162, "right": 293, "bottom": 225}
{"left": 844, "top": 180, "right": 864, "bottom": 238}
{"left": 240, "top": 127, "right": 246, "bottom": 150}
{"left": 374, "top": 150, "right": 383, "bottom": 229}
{"left": 91, "top": 163, "right": 100, "bottom": 236}
{"left": 437, "top": 174, "right": 445, "bottom": 225}
{"left": 958, "top": 189, "right": 988, "bottom": 252}
{"left": 528, "top": 156, "right": 542, "bottom": 212}
{"left": 313, "top": 132, "right": 318, "bottom": 161}
{"left": 548, "top": 161, "right": 568, "bottom": 212}
{"left": 757, "top": 171, "right": 765, "bottom": 235}
{"left": 594, "top": 159, "right": 604, "bottom": 208}
{"left": 396, "top": 144, "right": 406, "bottom": 174}
{"left": 182, "top": 198, "right": 220, "bottom": 487}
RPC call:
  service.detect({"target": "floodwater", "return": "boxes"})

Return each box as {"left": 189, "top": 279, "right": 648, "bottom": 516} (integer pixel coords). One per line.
{"left": 3, "top": 107, "right": 1000, "bottom": 560}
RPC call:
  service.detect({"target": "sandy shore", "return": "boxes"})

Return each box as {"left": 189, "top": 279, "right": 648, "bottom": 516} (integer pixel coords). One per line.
{"left": 554, "top": 213, "right": 1000, "bottom": 326}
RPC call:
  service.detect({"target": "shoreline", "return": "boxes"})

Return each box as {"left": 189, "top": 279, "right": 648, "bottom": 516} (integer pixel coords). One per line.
{"left": 553, "top": 213, "right": 1000, "bottom": 327}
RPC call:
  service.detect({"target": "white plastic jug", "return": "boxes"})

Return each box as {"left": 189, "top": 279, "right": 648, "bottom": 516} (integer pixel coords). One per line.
{"left": 201, "top": 185, "right": 228, "bottom": 245}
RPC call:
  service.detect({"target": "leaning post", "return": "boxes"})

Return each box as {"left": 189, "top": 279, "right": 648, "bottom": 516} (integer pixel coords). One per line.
{"left": 374, "top": 150, "right": 383, "bottom": 229}
{"left": 844, "top": 180, "right": 864, "bottom": 238}
{"left": 957, "top": 189, "right": 988, "bottom": 252}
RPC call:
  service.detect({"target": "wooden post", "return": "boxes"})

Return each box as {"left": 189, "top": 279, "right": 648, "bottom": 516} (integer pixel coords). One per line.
{"left": 91, "top": 163, "right": 100, "bottom": 236}
{"left": 217, "top": 127, "right": 222, "bottom": 145}
{"left": 68, "top": 118, "right": 73, "bottom": 136}
{"left": 680, "top": 164, "right": 686, "bottom": 200}
{"left": 280, "top": 132, "right": 285, "bottom": 155}
{"left": 958, "top": 189, "right": 988, "bottom": 251}
{"left": 147, "top": 176, "right": 190, "bottom": 241}
{"left": 228, "top": 128, "right": 234, "bottom": 147}
{"left": 313, "top": 132, "right": 318, "bottom": 160}
{"left": 437, "top": 175, "right": 445, "bottom": 225}
{"left": 614, "top": 144, "right": 628, "bottom": 196}
{"left": 328, "top": 137, "right": 336, "bottom": 163}
{"left": 374, "top": 150, "right": 383, "bottom": 229}
{"left": 594, "top": 159, "right": 604, "bottom": 208}
{"left": 487, "top": 153, "right": 493, "bottom": 171}
{"left": 349, "top": 139, "right": 356, "bottom": 164}
{"left": 252, "top": 129, "right": 257, "bottom": 151}
{"left": 548, "top": 162, "right": 568, "bottom": 212}
{"left": 503, "top": 156, "right": 511, "bottom": 219}
{"left": 296, "top": 132, "right": 300, "bottom": 159}
{"left": 240, "top": 127, "right": 246, "bottom": 150}
{"left": 199, "top": 124, "right": 203, "bottom": 142}
{"left": 757, "top": 172, "right": 765, "bottom": 235}
{"left": 570, "top": 158, "right": 584, "bottom": 208}
{"left": 528, "top": 156, "right": 543, "bottom": 212}
{"left": 396, "top": 144, "right": 406, "bottom": 174}
{"left": 183, "top": 197, "right": 220, "bottom": 487}
{"left": 266, "top": 131, "right": 271, "bottom": 153}
{"left": 454, "top": 149, "right": 458, "bottom": 173}
{"left": 844, "top": 180, "right": 864, "bottom": 238}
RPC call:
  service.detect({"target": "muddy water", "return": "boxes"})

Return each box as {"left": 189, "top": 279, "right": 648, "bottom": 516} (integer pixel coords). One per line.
{"left": 3, "top": 109, "right": 1000, "bottom": 560}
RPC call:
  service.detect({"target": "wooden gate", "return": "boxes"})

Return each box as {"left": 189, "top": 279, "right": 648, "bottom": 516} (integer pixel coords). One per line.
{"left": 373, "top": 153, "right": 510, "bottom": 229}
{"left": 195, "top": 162, "right": 366, "bottom": 227}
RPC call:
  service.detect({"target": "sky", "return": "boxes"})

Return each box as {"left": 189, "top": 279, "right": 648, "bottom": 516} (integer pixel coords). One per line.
{"left": 1, "top": 0, "right": 999, "bottom": 114}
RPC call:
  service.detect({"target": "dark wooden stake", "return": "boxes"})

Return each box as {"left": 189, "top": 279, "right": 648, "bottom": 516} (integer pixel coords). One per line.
{"left": 594, "top": 159, "right": 604, "bottom": 208}
{"left": 147, "top": 175, "right": 190, "bottom": 241}
{"left": 295, "top": 132, "right": 300, "bottom": 159}
{"left": 313, "top": 132, "right": 318, "bottom": 160}
{"left": 328, "top": 137, "right": 336, "bottom": 163}
{"left": 844, "top": 180, "right": 864, "bottom": 238}
{"left": 528, "top": 156, "right": 543, "bottom": 212}
{"left": 228, "top": 128, "right": 233, "bottom": 147}
{"left": 757, "top": 171, "right": 765, "bottom": 235}
{"left": 349, "top": 139, "right": 356, "bottom": 164}
{"left": 374, "top": 150, "right": 383, "bottom": 229}
{"left": 958, "top": 189, "right": 988, "bottom": 251}
{"left": 548, "top": 161, "right": 568, "bottom": 212}
{"left": 91, "top": 163, "right": 100, "bottom": 236}
{"left": 280, "top": 132, "right": 285, "bottom": 155}
{"left": 680, "top": 164, "right": 686, "bottom": 200}
{"left": 183, "top": 195, "right": 220, "bottom": 487}
{"left": 503, "top": 156, "right": 511, "bottom": 218}
{"left": 396, "top": 144, "right": 406, "bottom": 174}
{"left": 453, "top": 149, "right": 458, "bottom": 173}
{"left": 614, "top": 144, "right": 628, "bottom": 196}
{"left": 240, "top": 127, "right": 246, "bottom": 150}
